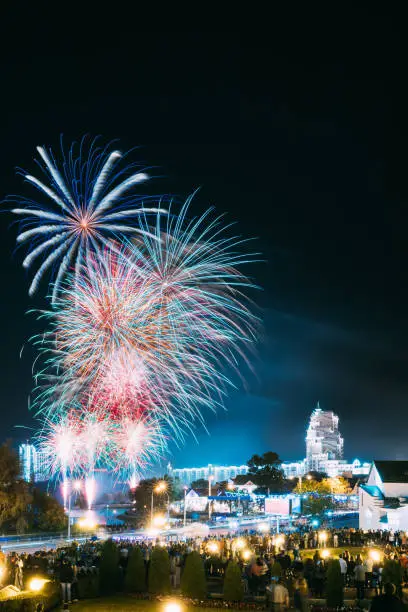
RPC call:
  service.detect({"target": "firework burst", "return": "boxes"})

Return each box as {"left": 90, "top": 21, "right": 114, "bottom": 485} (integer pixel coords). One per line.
{"left": 9, "top": 137, "right": 166, "bottom": 303}
{"left": 9, "top": 140, "right": 261, "bottom": 487}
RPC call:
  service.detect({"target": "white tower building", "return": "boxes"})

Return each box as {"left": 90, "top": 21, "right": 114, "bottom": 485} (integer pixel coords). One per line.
{"left": 306, "top": 403, "right": 344, "bottom": 472}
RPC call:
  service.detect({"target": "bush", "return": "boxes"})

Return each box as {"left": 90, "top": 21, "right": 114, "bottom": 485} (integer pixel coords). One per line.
{"left": 181, "top": 551, "right": 207, "bottom": 599}
{"left": 78, "top": 573, "right": 99, "bottom": 599}
{"left": 223, "top": 561, "right": 244, "bottom": 602}
{"left": 125, "top": 546, "right": 146, "bottom": 593}
{"left": 99, "top": 538, "right": 120, "bottom": 595}
{"left": 326, "top": 559, "right": 343, "bottom": 608}
{"left": 382, "top": 559, "right": 404, "bottom": 589}
{"left": 148, "top": 546, "right": 171, "bottom": 594}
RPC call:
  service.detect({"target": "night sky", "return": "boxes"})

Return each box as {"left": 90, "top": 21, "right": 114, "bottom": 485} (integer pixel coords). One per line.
{"left": 1, "top": 16, "right": 408, "bottom": 470}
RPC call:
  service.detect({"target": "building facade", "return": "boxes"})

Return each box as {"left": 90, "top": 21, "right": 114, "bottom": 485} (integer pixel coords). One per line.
{"left": 19, "top": 443, "right": 48, "bottom": 482}
{"left": 359, "top": 461, "right": 408, "bottom": 531}
{"left": 281, "top": 405, "right": 369, "bottom": 479}
{"left": 168, "top": 463, "right": 248, "bottom": 485}
{"left": 306, "top": 404, "right": 344, "bottom": 471}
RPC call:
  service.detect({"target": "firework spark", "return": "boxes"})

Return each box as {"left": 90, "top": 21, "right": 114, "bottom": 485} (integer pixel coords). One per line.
{"left": 10, "top": 138, "right": 166, "bottom": 302}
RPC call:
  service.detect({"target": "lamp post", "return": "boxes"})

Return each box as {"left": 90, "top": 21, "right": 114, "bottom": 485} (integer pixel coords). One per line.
{"left": 183, "top": 486, "right": 188, "bottom": 527}
{"left": 151, "top": 481, "right": 167, "bottom": 524}
{"left": 67, "top": 480, "right": 82, "bottom": 540}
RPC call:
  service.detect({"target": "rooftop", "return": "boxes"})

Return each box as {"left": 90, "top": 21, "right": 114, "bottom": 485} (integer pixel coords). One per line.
{"left": 374, "top": 460, "right": 408, "bottom": 483}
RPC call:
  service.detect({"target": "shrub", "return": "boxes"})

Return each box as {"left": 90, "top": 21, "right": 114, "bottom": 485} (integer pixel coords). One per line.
{"left": 382, "top": 559, "right": 404, "bottom": 589}
{"left": 78, "top": 573, "right": 99, "bottom": 599}
{"left": 223, "top": 561, "right": 244, "bottom": 602}
{"left": 125, "top": 546, "right": 146, "bottom": 592}
{"left": 181, "top": 551, "right": 207, "bottom": 599}
{"left": 99, "top": 538, "right": 120, "bottom": 595}
{"left": 326, "top": 559, "right": 343, "bottom": 608}
{"left": 148, "top": 546, "right": 171, "bottom": 594}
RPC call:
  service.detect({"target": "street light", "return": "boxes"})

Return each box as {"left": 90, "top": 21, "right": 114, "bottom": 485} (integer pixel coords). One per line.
{"left": 151, "top": 481, "right": 167, "bottom": 524}
{"left": 29, "top": 577, "right": 49, "bottom": 592}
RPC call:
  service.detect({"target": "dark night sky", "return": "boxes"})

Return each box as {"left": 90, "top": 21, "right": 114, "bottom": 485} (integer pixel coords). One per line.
{"left": 1, "top": 14, "right": 408, "bottom": 469}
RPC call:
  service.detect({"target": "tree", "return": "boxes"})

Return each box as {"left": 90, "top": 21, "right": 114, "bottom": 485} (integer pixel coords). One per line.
{"left": 245, "top": 451, "right": 284, "bottom": 493}
{"left": 99, "top": 539, "right": 120, "bottom": 595}
{"left": 16, "top": 515, "right": 28, "bottom": 534}
{"left": 0, "top": 442, "right": 32, "bottom": 531}
{"left": 31, "top": 489, "right": 67, "bottom": 531}
{"left": 190, "top": 478, "right": 209, "bottom": 491}
{"left": 148, "top": 546, "right": 171, "bottom": 594}
{"left": 294, "top": 478, "right": 333, "bottom": 516}
{"left": 125, "top": 546, "right": 146, "bottom": 592}
{"left": 181, "top": 551, "right": 207, "bottom": 599}
{"left": 326, "top": 559, "right": 343, "bottom": 608}
{"left": 223, "top": 561, "right": 244, "bottom": 601}
{"left": 324, "top": 476, "right": 352, "bottom": 494}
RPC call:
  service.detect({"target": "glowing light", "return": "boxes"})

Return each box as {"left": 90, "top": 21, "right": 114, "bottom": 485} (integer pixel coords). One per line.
{"left": 206, "top": 541, "right": 220, "bottom": 554}
{"left": 29, "top": 578, "right": 49, "bottom": 592}
{"left": 234, "top": 538, "right": 246, "bottom": 550}
{"left": 152, "top": 514, "right": 166, "bottom": 528}
{"left": 163, "top": 602, "right": 182, "bottom": 612}
{"left": 155, "top": 481, "right": 167, "bottom": 493}
{"left": 369, "top": 549, "right": 381, "bottom": 562}
{"left": 318, "top": 531, "right": 327, "bottom": 542}
{"left": 242, "top": 549, "right": 252, "bottom": 561}
{"left": 274, "top": 535, "right": 285, "bottom": 547}
{"left": 78, "top": 513, "right": 97, "bottom": 530}
{"left": 321, "top": 549, "right": 330, "bottom": 559}
{"left": 258, "top": 522, "right": 269, "bottom": 533}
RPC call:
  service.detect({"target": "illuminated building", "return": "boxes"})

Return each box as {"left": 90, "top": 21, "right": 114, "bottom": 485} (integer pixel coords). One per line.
{"left": 19, "top": 443, "right": 47, "bottom": 482}
{"left": 281, "top": 404, "right": 370, "bottom": 478}
{"left": 306, "top": 404, "right": 344, "bottom": 471}
{"left": 167, "top": 462, "right": 248, "bottom": 485}
{"left": 359, "top": 461, "right": 408, "bottom": 531}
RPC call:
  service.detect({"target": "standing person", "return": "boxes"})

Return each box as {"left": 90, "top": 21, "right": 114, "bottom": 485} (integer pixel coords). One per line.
{"left": 15, "top": 555, "right": 23, "bottom": 590}
{"left": 339, "top": 555, "right": 347, "bottom": 584}
{"left": 312, "top": 562, "right": 325, "bottom": 599}
{"left": 354, "top": 560, "right": 365, "bottom": 601}
{"left": 294, "top": 576, "right": 309, "bottom": 611}
{"left": 333, "top": 533, "right": 338, "bottom": 548}
{"left": 364, "top": 553, "right": 374, "bottom": 587}
{"left": 267, "top": 577, "right": 289, "bottom": 610}
{"left": 59, "top": 557, "right": 74, "bottom": 605}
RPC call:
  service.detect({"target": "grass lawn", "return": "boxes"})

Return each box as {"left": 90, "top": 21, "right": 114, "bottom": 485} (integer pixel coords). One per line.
{"left": 303, "top": 545, "right": 371, "bottom": 557}
{"left": 74, "top": 598, "right": 263, "bottom": 612}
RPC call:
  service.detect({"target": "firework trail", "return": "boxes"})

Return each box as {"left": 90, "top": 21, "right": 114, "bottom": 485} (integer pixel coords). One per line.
{"left": 9, "top": 137, "right": 166, "bottom": 303}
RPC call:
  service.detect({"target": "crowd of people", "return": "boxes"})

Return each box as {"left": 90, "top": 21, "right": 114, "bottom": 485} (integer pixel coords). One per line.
{"left": 0, "top": 527, "right": 407, "bottom": 609}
